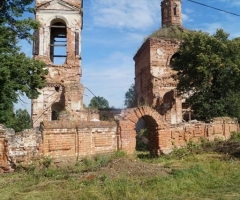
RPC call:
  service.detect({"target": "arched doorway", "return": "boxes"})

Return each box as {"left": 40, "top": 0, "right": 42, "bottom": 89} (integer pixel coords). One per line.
{"left": 118, "top": 106, "right": 167, "bottom": 156}
{"left": 135, "top": 116, "right": 160, "bottom": 155}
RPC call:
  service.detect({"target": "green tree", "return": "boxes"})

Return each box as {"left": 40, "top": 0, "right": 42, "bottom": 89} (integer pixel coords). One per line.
{"left": 12, "top": 109, "right": 31, "bottom": 132}
{"left": 89, "top": 96, "right": 109, "bottom": 109}
{"left": 0, "top": 0, "right": 47, "bottom": 128}
{"left": 124, "top": 84, "right": 137, "bottom": 108}
{"left": 173, "top": 29, "right": 240, "bottom": 120}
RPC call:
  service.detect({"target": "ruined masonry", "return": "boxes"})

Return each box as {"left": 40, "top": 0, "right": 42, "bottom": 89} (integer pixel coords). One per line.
{"left": 0, "top": 0, "right": 238, "bottom": 172}
{"left": 32, "top": 0, "right": 86, "bottom": 126}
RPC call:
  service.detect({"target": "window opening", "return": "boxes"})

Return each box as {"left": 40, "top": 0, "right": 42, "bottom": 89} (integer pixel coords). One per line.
{"left": 50, "top": 21, "right": 67, "bottom": 65}
{"left": 33, "top": 30, "right": 39, "bottom": 55}
{"left": 170, "top": 53, "right": 180, "bottom": 69}
{"left": 173, "top": 4, "right": 177, "bottom": 15}
{"left": 51, "top": 102, "right": 64, "bottom": 120}
{"left": 55, "top": 86, "right": 60, "bottom": 92}
{"left": 51, "top": 111, "right": 58, "bottom": 120}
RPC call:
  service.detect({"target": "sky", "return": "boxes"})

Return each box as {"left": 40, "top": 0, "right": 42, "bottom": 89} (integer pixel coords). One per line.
{"left": 16, "top": 0, "right": 240, "bottom": 112}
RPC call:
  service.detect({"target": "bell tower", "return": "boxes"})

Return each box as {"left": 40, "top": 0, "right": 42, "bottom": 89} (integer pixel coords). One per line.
{"left": 32, "top": 0, "right": 84, "bottom": 127}
{"left": 161, "top": 0, "right": 182, "bottom": 27}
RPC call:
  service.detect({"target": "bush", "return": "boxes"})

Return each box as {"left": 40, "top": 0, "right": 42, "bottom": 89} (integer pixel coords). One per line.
{"left": 230, "top": 132, "right": 240, "bottom": 142}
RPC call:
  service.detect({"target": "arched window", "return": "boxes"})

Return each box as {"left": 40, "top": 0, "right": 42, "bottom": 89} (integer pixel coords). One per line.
{"left": 170, "top": 53, "right": 180, "bottom": 69}
{"left": 50, "top": 19, "right": 67, "bottom": 65}
{"left": 51, "top": 102, "right": 64, "bottom": 120}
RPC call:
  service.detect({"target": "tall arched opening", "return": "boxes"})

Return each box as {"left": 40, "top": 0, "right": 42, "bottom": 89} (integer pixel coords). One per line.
{"left": 118, "top": 106, "right": 168, "bottom": 156}
{"left": 50, "top": 19, "right": 67, "bottom": 65}
{"left": 135, "top": 116, "right": 159, "bottom": 155}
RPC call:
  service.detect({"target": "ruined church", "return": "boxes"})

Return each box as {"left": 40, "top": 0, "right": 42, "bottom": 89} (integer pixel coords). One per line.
{"left": 0, "top": 0, "right": 238, "bottom": 172}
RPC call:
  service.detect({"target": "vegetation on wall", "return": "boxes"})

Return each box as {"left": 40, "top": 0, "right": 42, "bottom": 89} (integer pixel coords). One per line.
{"left": 173, "top": 29, "right": 240, "bottom": 121}
{"left": 148, "top": 25, "right": 186, "bottom": 40}
{"left": 0, "top": 0, "right": 47, "bottom": 128}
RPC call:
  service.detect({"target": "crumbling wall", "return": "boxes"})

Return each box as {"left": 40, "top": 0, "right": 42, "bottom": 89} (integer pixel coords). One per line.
{"left": 0, "top": 120, "right": 118, "bottom": 172}
{"left": 1, "top": 110, "right": 239, "bottom": 173}
{"left": 0, "top": 125, "right": 11, "bottom": 173}
{"left": 41, "top": 120, "right": 118, "bottom": 162}
{"left": 134, "top": 37, "right": 182, "bottom": 124}
{"left": 159, "top": 117, "right": 239, "bottom": 154}
{"left": 118, "top": 107, "right": 239, "bottom": 155}
{"left": 6, "top": 129, "right": 43, "bottom": 166}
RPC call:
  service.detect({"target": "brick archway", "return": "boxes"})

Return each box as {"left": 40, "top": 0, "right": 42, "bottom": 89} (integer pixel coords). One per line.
{"left": 117, "top": 106, "right": 169, "bottom": 156}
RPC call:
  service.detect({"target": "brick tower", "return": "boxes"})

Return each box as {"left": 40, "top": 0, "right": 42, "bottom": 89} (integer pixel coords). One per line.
{"left": 134, "top": 0, "right": 184, "bottom": 124}
{"left": 161, "top": 0, "right": 182, "bottom": 27}
{"left": 32, "top": 0, "right": 84, "bottom": 127}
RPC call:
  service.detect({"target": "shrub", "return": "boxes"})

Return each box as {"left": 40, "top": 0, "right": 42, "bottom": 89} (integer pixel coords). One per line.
{"left": 230, "top": 132, "right": 240, "bottom": 142}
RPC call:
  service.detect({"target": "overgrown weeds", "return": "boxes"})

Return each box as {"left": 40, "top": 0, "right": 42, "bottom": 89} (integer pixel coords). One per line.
{"left": 1, "top": 136, "right": 240, "bottom": 199}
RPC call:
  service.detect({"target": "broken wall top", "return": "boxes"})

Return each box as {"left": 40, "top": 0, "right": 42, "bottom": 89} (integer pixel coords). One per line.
{"left": 134, "top": 26, "right": 193, "bottom": 60}
{"left": 41, "top": 120, "right": 117, "bottom": 129}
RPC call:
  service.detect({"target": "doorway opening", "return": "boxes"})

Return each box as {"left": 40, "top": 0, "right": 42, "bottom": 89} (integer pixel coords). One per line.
{"left": 135, "top": 115, "right": 159, "bottom": 156}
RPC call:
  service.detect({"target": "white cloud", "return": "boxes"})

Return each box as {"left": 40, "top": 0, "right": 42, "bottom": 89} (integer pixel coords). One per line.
{"left": 89, "top": 0, "right": 160, "bottom": 30}
{"left": 182, "top": 13, "right": 193, "bottom": 22}
{"left": 185, "top": 8, "right": 194, "bottom": 14}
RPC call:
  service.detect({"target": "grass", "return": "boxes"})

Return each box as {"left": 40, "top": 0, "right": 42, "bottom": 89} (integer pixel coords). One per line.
{"left": 1, "top": 136, "right": 240, "bottom": 199}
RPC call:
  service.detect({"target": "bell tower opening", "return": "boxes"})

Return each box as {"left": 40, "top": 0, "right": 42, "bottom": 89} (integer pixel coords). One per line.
{"left": 50, "top": 19, "right": 67, "bottom": 65}
{"left": 161, "top": 0, "right": 182, "bottom": 27}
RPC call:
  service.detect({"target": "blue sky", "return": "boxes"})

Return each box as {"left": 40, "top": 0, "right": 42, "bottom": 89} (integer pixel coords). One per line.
{"left": 16, "top": 0, "right": 240, "bottom": 112}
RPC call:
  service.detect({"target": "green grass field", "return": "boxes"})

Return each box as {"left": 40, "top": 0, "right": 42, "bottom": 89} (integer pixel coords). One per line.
{"left": 1, "top": 137, "right": 240, "bottom": 200}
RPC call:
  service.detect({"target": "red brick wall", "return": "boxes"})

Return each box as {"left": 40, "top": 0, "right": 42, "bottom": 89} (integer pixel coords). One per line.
{"left": 41, "top": 121, "right": 118, "bottom": 160}
{"left": 118, "top": 107, "right": 239, "bottom": 155}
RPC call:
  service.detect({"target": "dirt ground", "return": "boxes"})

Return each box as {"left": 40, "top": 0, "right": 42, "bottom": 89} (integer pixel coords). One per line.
{"left": 81, "top": 157, "right": 170, "bottom": 180}
{"left": 80, "top": 140, "right": 240, "bottom": 180}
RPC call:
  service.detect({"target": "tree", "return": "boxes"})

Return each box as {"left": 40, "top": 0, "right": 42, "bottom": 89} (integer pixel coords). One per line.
{"left": 0, "top": 0, "right": 47, "bottom": 127}
{"left": 173, "top": 29, "right": 240, "bottom": 120}
{"left": 12, "top": 109, "right": 31, "bottom": 132}
{"left": 124, "top": 84, "right": 137, "bottom": 108}
{"left": 88, "top": 96, "right": 109, "bottom": 109}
